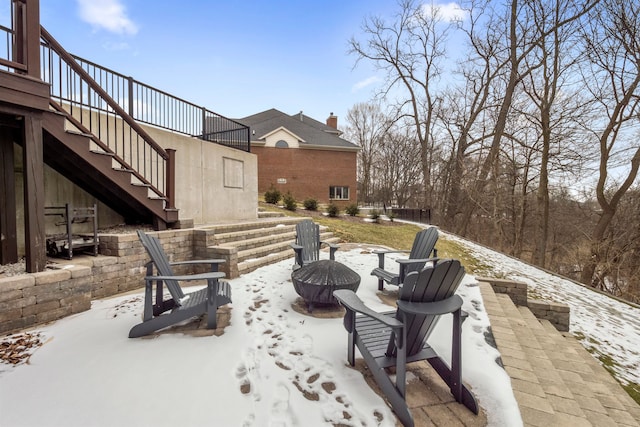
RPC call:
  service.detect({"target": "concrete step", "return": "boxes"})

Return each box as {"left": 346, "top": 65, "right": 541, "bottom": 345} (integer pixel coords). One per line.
{"left": 257, "top": 210, "right": 285, "bottom": 218}
{"left": 200, "top": 217, "right": 341, "bottom": 278}
{"left": 480, "top": 281, "right": 640, "bottom": 427}
{"left": 201, "top": 217, "right": 305, "bottom": 235}
{"left": 238, "top": 248, "right": 293, "bottom": 275}
{"left": 214, "top": 224, "right": 297, "bottom": 245}
{"left": 222, "top": 230, "right": 297, "bottom": 252}
{"left": 236, "top": 233, "right": 340, "bottom": 264}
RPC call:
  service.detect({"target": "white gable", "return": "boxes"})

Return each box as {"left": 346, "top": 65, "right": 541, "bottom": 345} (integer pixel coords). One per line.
{"left": 260, "top": 127, "right": 303, "bottom": 148}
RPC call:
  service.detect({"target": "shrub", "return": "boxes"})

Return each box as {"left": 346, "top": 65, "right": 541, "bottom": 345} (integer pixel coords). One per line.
{"left": 303, "top": 198, "right": 318, "bottom": 211}
{"left": 326, "top": 203, "right": 339, "bottom": 217}
{"left": 283, "top": 192, "right": 297, "bottom": 211}
{"left": 388, "top": 211, "right": 396, "bottom": 222}
{"left": 345, "top": 204, "right": 360, "bottom": 216}
{"left": 264, "top": 185, "right": 281, "bottom": 204}
{"left": 370, "top": 209, "right": 381, "bottom": 223}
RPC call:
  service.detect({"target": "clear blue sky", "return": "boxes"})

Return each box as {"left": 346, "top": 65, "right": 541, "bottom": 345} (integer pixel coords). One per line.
{"left": 38, "top": 0, "right": 398, "bottom": 124}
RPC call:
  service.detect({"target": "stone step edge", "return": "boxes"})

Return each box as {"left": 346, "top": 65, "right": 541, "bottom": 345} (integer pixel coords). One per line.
{"left": 235, "top": 235, "right": 340, "bottom": 263}
{"left": 197, "top": 217, "right": 306, "bottom": 234}
{"left": 476, "top": 277, "right": 570, "bottom": 332}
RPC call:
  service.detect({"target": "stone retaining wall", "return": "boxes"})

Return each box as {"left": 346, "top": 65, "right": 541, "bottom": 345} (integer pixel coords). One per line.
{"left": 477, "top": 276, "right": 570, "bottom": 332}
{"left": 527, "top": 300, "right": 570, "bottom": 332}
{"left": 0, "top": 230, "right": 199, "bottom": 335}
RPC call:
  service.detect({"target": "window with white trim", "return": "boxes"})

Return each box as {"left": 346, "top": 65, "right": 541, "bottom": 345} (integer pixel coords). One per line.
{"left": 329, "top": 186, "right": 349, "bottom": 200}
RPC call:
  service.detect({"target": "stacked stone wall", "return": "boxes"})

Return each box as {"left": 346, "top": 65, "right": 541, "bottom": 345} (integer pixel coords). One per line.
{"left": 0, "top": 230, "right": 198, "bottom": 335}
{"left": 477, "top": 276, "right": 570, "bottom": 332}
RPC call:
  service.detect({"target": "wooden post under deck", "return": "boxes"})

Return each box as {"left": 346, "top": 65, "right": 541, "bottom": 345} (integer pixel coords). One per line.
{"left": 0, "top": 125, "right": 18, "bottom": 264}
{"left": 22, "top": 113, "right": 47, "bottom": 272}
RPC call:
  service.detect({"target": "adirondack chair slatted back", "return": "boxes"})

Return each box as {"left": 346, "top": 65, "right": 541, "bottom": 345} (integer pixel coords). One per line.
{"left": 296, "top": 220, "right": 321, "bottom": 263}
{"left": 137, "top": 231, "right": 185, "bottom": 301}
{"left": 405, "top": 227, "right": 439, "bottom": 277}
{"left": 391, "top": 259, "right": 465, "bottom": 357}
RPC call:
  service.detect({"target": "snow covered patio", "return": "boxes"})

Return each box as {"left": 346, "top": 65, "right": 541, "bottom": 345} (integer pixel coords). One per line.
{"left": 1, "top": 235, "right": 638, "bottom": 426}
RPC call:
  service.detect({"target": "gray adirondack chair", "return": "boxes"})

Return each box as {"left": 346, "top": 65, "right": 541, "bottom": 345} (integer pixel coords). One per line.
{"left": 128, "top": 230, "right": 232, "bottom": 338}
{"left": 371, "top": 227, "right": 438, "bottom": 290}
{"left": 290, "top": 219, "right": 339, "bottom": 270}
{"left": 334, "top": 259, "right": 478, "bottom": 427}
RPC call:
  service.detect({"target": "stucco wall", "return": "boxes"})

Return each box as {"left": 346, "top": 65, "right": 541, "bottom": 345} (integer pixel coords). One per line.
{"left": 253, "top": 145, "right": 357, "bottom": 207}
{"left": 143, "top": 125, "right": 258, "bottom": 223}
{"left": 12, "top": 117, "right": 257, "bottom": 256}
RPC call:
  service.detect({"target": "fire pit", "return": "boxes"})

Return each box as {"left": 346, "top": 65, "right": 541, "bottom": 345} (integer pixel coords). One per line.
{"left": 291, "top": 259, "right": 361, "bottom": 313}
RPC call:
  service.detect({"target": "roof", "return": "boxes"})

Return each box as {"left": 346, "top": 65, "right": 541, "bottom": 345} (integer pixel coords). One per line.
{"left": 238, "top": 109, "right": 359, "bottom": 151}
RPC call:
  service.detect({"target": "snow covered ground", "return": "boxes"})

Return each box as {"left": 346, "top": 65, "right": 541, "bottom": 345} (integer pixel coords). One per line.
{"left": 1, "top": 226, "right": 637, "bottom": 426}
{"left": 444, "top": 231, "right": 640, "bottom": 390}
{"left": 0, "top": 242, "right": 519, "bottom": 427}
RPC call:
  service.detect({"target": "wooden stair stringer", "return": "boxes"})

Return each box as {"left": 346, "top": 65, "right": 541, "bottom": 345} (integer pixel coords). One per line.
{"left": 41, "top": 109, "right": 178, "bottom": 226}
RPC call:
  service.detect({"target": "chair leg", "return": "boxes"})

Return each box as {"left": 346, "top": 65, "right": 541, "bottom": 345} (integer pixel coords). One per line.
{"left": 206, "top": 278, "right": 218, "bottom": 330}
{"left": 359, "top": 344, "right": 414, "bottom": 427}
{"left": 347, "top": 331, "right": 355, "bottom": 366}
{"left": 451, "top": 308, "right": 463, "bottom": 401}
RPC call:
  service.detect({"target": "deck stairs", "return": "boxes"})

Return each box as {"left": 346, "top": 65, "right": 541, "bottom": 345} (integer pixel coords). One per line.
{"left": 41, "top": 108, "right": 178, "bottom": 228}
{"left": 195, "top": 214, "right": 340, "bottom": 278}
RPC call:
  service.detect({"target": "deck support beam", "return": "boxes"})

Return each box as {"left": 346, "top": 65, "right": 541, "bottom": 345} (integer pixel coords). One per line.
{"left": 22, "top": 113, "right": 47, "bottom": 272}
{"left": 0, "top": 123, "right": 18, "bottom": 264}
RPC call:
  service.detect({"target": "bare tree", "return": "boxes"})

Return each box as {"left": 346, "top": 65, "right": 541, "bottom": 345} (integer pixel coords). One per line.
{"left": 349, "top": 0, "right": 455, "bottom": 210}
{"left": 457, "top": 0, "right": 597, "bottom": 236}
{"left": 518, "top": 0, "right": 590, "bottom": 268}
{"left": 373, "top": 123, "right": 423, "bottom": 208}
{"left": 579, "top": 0, "right": 640, "bottom": 287}
{"left": 343, "top": 102, "right": 389, "bottom": 205}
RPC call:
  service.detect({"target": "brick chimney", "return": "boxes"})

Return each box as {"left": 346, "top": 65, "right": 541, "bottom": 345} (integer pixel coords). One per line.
{"left": 326, "top": 112, "right": 338, "bottom": 129}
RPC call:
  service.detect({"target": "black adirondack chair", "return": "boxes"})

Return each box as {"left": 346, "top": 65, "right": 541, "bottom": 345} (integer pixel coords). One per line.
{"left": 371, "top": 227, "right": 438, "bottom": 290}
{"left": 334, "top": 259, "right": 478, "bottom": 427}
{"left": 290, "top": 219, "right": 339, "bottom": 270}
{"left": 128, "top": 231, "right": 232, "bottom": 338}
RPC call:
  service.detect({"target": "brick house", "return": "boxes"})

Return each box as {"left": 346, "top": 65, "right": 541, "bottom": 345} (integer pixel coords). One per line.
{"left": 240, "top": 109, "right": 359, "bottom": 207}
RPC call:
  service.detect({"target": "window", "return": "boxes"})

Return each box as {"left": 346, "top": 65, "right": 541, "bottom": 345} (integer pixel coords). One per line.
{"left": 275, "top": 140, "right": 289, "bottom": 148}
{"left": 329, "top": 186, "right": 349, "bottom": 200}
{"left": 223, "top": 157, "right": 244, "bottom": 189}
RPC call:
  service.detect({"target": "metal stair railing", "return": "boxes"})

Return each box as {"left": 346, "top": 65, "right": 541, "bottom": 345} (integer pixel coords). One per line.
{"left": 39, "top": 26, "right": 175, "bottom": 210}
{"left": 60, "top": 51, "right": 250, "bottom": 152}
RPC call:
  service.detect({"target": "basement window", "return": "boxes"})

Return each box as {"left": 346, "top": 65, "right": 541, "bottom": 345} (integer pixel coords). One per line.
{"left": 329, "top": 186, "right": 349, "bottom": 200}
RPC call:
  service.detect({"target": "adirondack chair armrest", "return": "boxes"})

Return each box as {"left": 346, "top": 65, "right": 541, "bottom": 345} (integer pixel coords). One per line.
{"left": 169, "top": 259, "right": 225, "bottom": 266}
{"left": 333, "top": 290, "right": 404, "bottom": 329}
{"left": 372, "top": 249, "right": 409, "bottom": 255}
{"left": 290, "top": 243, "right": 304, "bottom": 267}
{"left": 395, "top": 257, "right": 439, "bottom": 266}
{"left": 320, "top": 241, "right": 339, "bottom": 260}
{"left": 169, "top": 259, "right": 226, "bottom": 272}
{"left": 373, "top": 249, "right": 410, "bottom": 269}
{"left": 396, "top": 294, "right": 463, "bottom": 316}
{"left": 145, "top": 271, "right": 226, "bottom": 282}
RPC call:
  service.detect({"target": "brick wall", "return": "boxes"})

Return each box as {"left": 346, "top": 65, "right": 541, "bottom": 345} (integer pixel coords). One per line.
{"left": 254, "top": 146, "right": 358, "bottom": 207}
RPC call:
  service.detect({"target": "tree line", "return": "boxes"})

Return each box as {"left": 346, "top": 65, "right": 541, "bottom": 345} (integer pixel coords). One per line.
{"left": 342, "top": 0, "right": 640, "bottom": 303}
